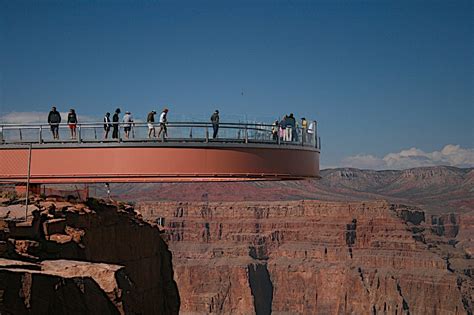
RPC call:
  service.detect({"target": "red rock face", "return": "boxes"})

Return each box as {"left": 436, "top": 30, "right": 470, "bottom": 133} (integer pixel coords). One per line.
{"left": 457, "top": 211, "right": 474, "bottom": 256}
{"left": 0, "top": 198, "right": 180, "bottom": 314}
{"left": 138, "top": 200, "right": 470, "bottom": 314}
{"left": 64, "top": 203, "right": 180, "bottom": 315}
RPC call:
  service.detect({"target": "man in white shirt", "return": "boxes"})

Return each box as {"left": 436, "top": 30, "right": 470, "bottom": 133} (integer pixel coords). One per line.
{"left": 157, "top": 108, "right": 169, "bottom": 140}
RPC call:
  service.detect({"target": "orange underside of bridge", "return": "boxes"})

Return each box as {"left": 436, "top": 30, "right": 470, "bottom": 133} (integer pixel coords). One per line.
{"left": 0, "top": 145, "right": 320, "bottom": 183}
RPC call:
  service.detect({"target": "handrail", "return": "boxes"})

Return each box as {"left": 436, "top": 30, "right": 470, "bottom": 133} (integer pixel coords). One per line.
{"left": 0, "top": 123, "right": 273, "bottom": 135}
{"left": 0, "top": 120, "right": 320, "bottom": 149}
{"left": 0, "top": 121, "right": 307, "bottom": 129}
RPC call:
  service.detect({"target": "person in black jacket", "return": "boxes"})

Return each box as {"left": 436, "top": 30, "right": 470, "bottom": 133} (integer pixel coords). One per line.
{"left": 112, "top": 108, "right": 121, "bottom": 139}
{"left": 288, "top": 113, "right": 297, "bottom": 142}
{"left": 47, "top": 106, "right": 61, "bottom": 139}
{"left": 210, "top": 110, "right": 219, "bottom": 139}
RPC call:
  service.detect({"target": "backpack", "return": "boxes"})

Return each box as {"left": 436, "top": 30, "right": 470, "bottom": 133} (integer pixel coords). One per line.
{"left": 147, "top": 112, "right": 154, "bottom": 123}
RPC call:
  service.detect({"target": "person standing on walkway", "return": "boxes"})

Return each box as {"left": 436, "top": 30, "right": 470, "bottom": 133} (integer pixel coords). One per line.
{"left": 280, "top": 115, "right": 288, "bottom": 141}
{"left": 210, "top": 110, "right": 219, "bottom": 139}
{"left": 307, "top": 120, "right": 315, "bottom": 145}
{"left": 147, "top": 110, "right": 157, "bottom": 138}
{"left": 112, "top": 108, "right": 121, "bottom": 139}
{"left": 67, "top": 109, "right": 78, "bottom": 139}
{"left": 272, "top": 120, "right": 279, "bottom": 141}
{"left": 47, "top": 106, "right": 61, "bottom": 140}
{"left": 122, "top": 111, "right": 133, "bottom": 139}
{"left": 103, "top": 112, "right": 111, "bottom": 139}
{"left": 157, "top": 108, "right": 169, "bottom": 140}
{"left": 287, "top": 113, "right": 296, "bottom": 142}
{"left": 301, "top": 117, "right": 308, "bottom": 143}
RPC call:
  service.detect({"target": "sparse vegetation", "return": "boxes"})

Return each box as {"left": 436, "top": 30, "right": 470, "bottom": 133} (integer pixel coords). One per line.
{"left": 0, "top": 190, "right": 17, "bottom": 201}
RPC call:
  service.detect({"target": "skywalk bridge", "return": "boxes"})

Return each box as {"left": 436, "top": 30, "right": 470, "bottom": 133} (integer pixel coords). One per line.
{"left": 0, "top": 121, "right": 320, "bottom": 183}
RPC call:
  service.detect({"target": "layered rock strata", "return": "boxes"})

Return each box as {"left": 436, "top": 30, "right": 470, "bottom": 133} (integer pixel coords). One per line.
{"left": 138, "top": 200, "right": 471, "bottom": 314}
{"left": 0, "top": 197, "right": 180, "bottom": 314}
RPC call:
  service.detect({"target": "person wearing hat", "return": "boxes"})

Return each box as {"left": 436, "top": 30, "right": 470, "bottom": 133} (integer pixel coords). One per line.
{"left": 147, "top": 110, "right": 157, "bottom": 138}
{"left": 112, "top": 108, "right": 121, "bottom": 139}
{"left": 122, "top": 111, "right": 134, "bottom": 139}
{"left": 210, "top": 109, "right": 220, "bottom": 139}
{"left": 157, "top": 108, "right": 169, "bottom": 140}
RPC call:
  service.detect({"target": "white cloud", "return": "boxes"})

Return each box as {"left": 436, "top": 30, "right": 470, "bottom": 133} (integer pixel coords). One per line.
{"left": 340, "top": 154, "right": 386, "bottom": 170}
{"left": 341, "top": 145, "right": 474, "bottom": 170}
{"left": 0, "top": 111, "right": 99, "bottom": 124}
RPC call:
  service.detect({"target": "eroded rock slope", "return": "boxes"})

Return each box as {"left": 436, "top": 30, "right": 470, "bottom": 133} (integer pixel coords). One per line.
{"left": 138, "top": 200, "right": 472, "bottom": 314}
{"left": 0, "top": 197, "right": 180, "bottom": 314}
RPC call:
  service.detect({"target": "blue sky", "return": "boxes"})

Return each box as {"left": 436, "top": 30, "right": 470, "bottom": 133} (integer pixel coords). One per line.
{"left": 1, "top": 0, "right": 473, "bottom": 168}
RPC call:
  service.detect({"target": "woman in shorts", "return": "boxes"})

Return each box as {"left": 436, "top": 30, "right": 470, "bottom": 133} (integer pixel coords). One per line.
{"left": 67, "top": 109, "right": 78, "bottom": 139}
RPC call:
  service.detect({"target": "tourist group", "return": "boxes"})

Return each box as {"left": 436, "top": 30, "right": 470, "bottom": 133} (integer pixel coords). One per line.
{"left": 47, "top": 107, "right": 219, "bottom": 141}
{"left": 47, "top": 106, "right": 313, "bottom": 143}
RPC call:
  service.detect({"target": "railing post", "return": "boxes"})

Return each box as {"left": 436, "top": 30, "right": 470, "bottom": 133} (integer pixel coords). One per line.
{"left": 39, "top": 126, "right": 43, "bottom": 144}
{"left": 77, "top": 125, "right": 81, "bottom": 143}
{"left": 19, "top": 128, "right": 23, "bottom": 141}
{"left": 244, "top": 124, "right": 248, "bottom": 143}
{"left": 314, "top": 121, "right": 318, "bottom": 148}
{"left": 205, "top": 126, "right": 209, "bottom": 143}
{"left": 25, "top": 143, "right": 32, "bottom": 221}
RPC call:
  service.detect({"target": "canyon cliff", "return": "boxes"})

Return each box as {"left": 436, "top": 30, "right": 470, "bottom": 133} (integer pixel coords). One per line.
{"left": 1, "top": 166, "right": 472, "bottom": 314}
{"left": 0, "top": 197, "right": 179, "bottom": 314}
{"left": 137, "top": 200, "right": 473, "bottom": 314}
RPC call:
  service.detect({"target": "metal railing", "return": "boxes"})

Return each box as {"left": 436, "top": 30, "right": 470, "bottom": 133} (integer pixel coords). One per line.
{"left": 0, "top": 121, "right": 320, "bottom": 149}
